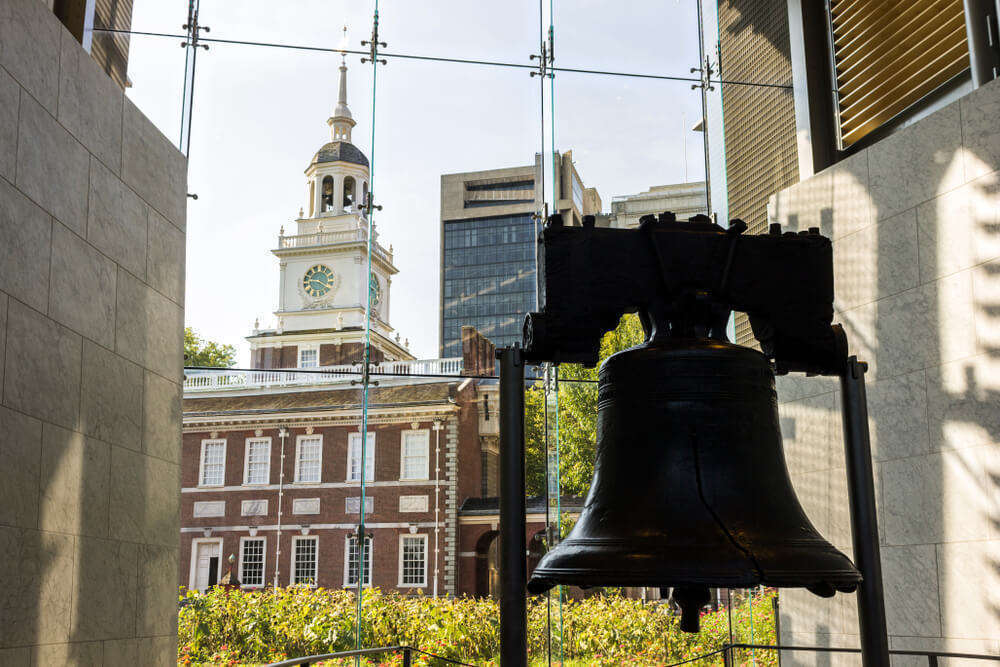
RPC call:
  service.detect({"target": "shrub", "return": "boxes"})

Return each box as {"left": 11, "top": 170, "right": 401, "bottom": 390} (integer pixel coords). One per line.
{"left": 178, "top": 586, "right": 777, "bottom": 666}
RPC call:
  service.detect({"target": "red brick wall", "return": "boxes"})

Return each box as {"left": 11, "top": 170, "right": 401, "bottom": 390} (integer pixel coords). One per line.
{"left": 181, "top": 419, "right": 452, "bottom": 593}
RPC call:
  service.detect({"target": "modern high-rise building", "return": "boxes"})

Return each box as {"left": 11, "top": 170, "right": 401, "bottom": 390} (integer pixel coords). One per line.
{"left": 438, "top": 152, "right": 601, "bottom": 357}
{"left": 609, "top": 182, "right": 707, "bottom": 229}
{"left": 714, "top": 0, "right": 800, "bottom": 346}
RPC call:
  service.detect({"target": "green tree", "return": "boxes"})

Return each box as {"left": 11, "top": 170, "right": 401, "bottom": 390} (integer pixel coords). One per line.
{"left": 525, "top": 314, "right": 646, "bottom": 497}
{"left": 184, "top": 327, "right": 237, "bottom": 368}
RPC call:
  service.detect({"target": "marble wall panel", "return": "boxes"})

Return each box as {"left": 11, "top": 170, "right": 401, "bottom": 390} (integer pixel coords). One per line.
{"left": 15, "top": 93, "right": 89, "bottom": 234}
{"left": 56, "top": 29, "right": 123, "bottom": 174}
{"left": 0, "top": 176, "right": 51, "bottom": 313}
{"left": 0, "top": 404, "right": 41, "bottom": 529}
{"left": 3, "top": 298, "right": 81, "bottom": 429}
{"left": 0, "top": 0, "right": 60, "bottom": 112}
{"left": 37, "top": 424, "right": 109, "bottom": 538}
{"left": 87, "top": 157, "right": 148, "bottom": 279}
{"left": 0, "top": 66, "right": 18, "bottom": 182}
{"left": 114, "top": 268, "right": 184, "bottom": 381}
{"left": 121, "top": 99, "right": 187, "bottom": 230}
{"left": 72, "top": 536, "right": 138, "bottom": 641}
{"left": 146, "top": 208, "right": 185, "bottom": 305}
{"left": 867, "top": 100, "right": 964, "bottom": 221}
{"left": 80, "top": 339, "right": 142, "bottom": 450}
{"left": 142, "top": 370, "right": 181, "bottom": 463}
{"left": 0, "top": 526, "right": 75, "bottom": 647}
{"left": 47, "top": 221, "right": 116, "bottom": 346}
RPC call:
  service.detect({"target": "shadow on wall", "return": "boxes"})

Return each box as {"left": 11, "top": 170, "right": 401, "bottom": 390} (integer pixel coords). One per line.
{"left": 769, "top": 84, "right": 1000, "bottom": 663}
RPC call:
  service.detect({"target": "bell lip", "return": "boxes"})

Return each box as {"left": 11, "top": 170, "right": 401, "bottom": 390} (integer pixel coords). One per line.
{"left": 527, "top": 567, "right": 861, "bottom": 596}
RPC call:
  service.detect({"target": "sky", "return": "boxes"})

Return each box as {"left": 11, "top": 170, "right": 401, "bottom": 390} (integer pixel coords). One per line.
{"left": 125, "top": 1, "right": 715, "bottom": 364}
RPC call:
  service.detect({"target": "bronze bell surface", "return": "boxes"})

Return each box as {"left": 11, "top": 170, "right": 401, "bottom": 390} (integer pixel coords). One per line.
{"left": 527, "top": 337, "right": 861, "bottom": 629}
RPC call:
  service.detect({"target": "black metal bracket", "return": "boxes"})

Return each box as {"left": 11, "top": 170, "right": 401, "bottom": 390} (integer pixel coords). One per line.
{"left": 498, "top": 346, "right": 527, "bottom": 667}
{"left": 361, "top": 10, "right": 387, "bottom": 65}
{"left": 839, "top": 355, "right": 890, "bottom": 667}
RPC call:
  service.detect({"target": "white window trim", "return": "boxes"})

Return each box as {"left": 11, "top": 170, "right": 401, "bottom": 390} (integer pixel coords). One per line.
{"left": 398, "top": 534, "right": 428, "bottom": 588}
{"left": 188, "top": 537, "right": 223, "bottom": 591}
{"left": 346, "top": 432, "right": 376, "bottom": 483}
{"left": 243, "top": 437, "right": 272, "bottom": 486}
{"left": 294, "top": 434, "right": 323, "bottom": 484}
{"left": 238, "top": 536, "right": 267, "bottom": 589}
{"left": 399, "top": 429, "right": 430, "bottom": 481}
{"left": 298, "top": 345, "right": 320, "bottom": 368}
{"left": 343, "top": 534, "right": 373, "bottom": 588}
{"left": 198, "top": 439, "right": 227, "bottom": 487}
{"left": 290, "top": 535, "right": 319, "bottom": 586}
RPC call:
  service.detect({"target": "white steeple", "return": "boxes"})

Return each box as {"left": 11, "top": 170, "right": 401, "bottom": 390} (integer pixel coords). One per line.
{"left": 327, "top": 58, "right": 355, "bottom": 143}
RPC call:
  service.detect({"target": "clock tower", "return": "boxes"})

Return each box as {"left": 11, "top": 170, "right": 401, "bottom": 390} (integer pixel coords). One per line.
{"left": 247, "top": 61, "right": 413, "bottom": 369}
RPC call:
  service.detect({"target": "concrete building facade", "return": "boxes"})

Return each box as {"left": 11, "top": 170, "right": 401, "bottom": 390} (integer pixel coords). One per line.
{"left": 439, "top": 152, "right": 601, "bottom": 357}
{"left": 609, "top": 181, "right": 707, "bottom": 229}
{"left": 0, "top": 0, "right": 187, "bottom": 663}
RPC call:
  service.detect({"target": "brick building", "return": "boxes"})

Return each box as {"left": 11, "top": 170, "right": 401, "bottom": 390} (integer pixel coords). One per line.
{"left": 179, "top": 64, "right": 573, "bottom": 597}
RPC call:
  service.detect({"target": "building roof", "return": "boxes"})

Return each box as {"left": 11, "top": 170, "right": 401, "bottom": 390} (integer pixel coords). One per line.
{"left": 458, "top": 496, "right": 586, "bottom": 516}
{"left": 183, "top": 381, "right": 456, "bottom": 416}
{"left": 311, "top": 141, "right": 369, "bottom": 168}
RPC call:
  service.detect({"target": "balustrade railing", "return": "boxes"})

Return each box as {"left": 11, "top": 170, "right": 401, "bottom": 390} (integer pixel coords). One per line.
{"left": 184, "top": 358, "right": 464, "bottom": 392}
{"left": 277, "top": 228, "right": 392, "bottom": 259}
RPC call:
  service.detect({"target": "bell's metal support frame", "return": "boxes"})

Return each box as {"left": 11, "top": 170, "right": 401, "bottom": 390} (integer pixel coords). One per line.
{"left": 499, "top": 346, "right": 528, "bottom": 667}
{"left": 839, "top": 356, "right": 890, "bottom": 667}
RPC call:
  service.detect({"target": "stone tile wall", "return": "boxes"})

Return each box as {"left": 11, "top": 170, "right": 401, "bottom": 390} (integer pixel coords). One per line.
{"left": 768, "top": 77, "right": 1000, "bottom": 664}
{"left": 0, "top": 0, "right": 187, "bottom": 664}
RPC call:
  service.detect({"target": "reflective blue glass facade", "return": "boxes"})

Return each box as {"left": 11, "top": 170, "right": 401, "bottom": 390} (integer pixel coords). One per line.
{"left": 441, "top": 213, "right": 536, "bottom": 357}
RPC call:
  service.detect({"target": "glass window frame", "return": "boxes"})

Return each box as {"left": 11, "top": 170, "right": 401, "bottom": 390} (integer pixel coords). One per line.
{"left": 198, "top": 439, "right": 226, "bottom": 487}
{"left": 238, "top": 535, "right": 267, "bottom": 588}
{"left": 243, "top": 437, "right": 272, "bottom": 485}
{"left": 294, "top": 434, "right": 323, "bottom": 484}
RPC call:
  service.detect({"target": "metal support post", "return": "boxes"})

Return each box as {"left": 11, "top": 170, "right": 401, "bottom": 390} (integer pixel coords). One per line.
{"left": 498, "top": 346, "right": 527, "bottom": 667}
{"left": 402, "top": 648, "right": 412, "bottom": 667}
{"left": 839, "top": 356, "right": 890, "bottom": 667}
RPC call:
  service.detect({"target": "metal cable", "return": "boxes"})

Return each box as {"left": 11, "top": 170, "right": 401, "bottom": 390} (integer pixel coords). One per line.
{"left": 93, "top": 27, "right": 792, "bottom": 89}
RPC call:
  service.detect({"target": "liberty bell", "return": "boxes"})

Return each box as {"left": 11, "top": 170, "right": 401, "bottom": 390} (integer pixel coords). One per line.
{"left": 521, "top": 213, "right": 861, "bottom": 631}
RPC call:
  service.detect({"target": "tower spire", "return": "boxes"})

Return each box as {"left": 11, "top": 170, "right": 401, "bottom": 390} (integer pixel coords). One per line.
{"left": 329, "top": 26, "right": 356, "bottom": 143}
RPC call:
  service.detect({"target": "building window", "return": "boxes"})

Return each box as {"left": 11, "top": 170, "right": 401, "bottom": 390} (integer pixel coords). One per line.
{"left": 399, "top": 534, "right": 427, "bottom": 587}
{"left": 243, "top": 437, "right": 271, "bottom": 485}
{"left": 344, "top": 535, "right": 372, "bottom": 587}
{"left": 321, "top": 175, "right": 334, "bottom": 212}
{"left": 199, "top": 439, "right": 226, "bottom": 487}
{"left": 347, "top": 432, "right": 375, "bottom": 482}
{"left": 299, "top": 347, "right": 318, "bottom": 368}
{"left": 239, "top": 537, "right": 266, "bottom": 588}
{"left": 400, "top": 430, "right": 429, "bottom": 480}
{"left": 295, "top": 435, "right": 323, "bottom": 483}
{"left": 292, "top": 536, "right": 318, "bottom": 586}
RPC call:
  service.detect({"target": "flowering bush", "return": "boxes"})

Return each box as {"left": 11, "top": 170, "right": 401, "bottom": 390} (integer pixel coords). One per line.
{"left": 178, "top": 586, "right": 777, "bottom": 665}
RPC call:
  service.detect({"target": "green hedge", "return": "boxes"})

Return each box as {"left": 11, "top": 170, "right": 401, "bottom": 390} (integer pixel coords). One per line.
{"left": 178, "top": 587, "right": 777, "bottom": 666}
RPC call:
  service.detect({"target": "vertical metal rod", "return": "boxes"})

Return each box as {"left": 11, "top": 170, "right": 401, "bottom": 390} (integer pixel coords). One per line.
{"left": 499, "top": 346, "right": 527, "bottom": 667}
{"left": 402, "top": 648, "right": 412, "bottom": 667}
{"left": 839, "top": 356, "right": 890, "bottom": 667}
{"left": 927, "top": 656, "right": 939, "bottom": 667}
{"left": 694, "top": 0, "right": 712, "bottom": 215}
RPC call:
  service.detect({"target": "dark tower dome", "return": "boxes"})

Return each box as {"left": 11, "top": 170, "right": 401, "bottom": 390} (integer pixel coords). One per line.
{"left": 311, "top": 141, "right": 369, "bottom": 168}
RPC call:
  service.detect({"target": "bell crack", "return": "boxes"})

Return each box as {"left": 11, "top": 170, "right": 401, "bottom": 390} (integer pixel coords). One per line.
{"left": 688, "top": 427, "right": 766, "bottom": 583}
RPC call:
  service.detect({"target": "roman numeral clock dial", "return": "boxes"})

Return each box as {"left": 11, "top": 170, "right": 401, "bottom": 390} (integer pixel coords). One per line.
{"left": 302, "top": 264, "right": 337, "bottom": 297}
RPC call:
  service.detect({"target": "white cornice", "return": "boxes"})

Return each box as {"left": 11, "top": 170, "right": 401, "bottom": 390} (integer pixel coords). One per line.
{"left": 183, "top": 404, "right": 459, "bottom": 431}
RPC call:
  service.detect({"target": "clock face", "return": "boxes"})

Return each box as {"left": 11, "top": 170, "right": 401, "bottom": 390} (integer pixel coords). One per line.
{"left": 302, "top": 264, "right": 336, "bottom": 297}
{"left": 369, "top": 275, "right": 382, "bottom": 306}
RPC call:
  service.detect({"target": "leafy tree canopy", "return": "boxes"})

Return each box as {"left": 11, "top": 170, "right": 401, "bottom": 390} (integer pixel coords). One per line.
{"left": 184, "top": 327, "right": 237, "bottom": 368}
{"left": 525, "top": 314, "right": 646, "bottom": 497}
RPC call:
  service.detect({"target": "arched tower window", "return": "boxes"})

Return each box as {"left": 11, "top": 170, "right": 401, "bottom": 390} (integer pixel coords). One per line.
{"left": 362, "top": 181, "right": 369, "bottom": 213}
{"left": 343, "top": 176, "right": 356, "bottom": 210}
{"left": 321, "top": 175, "right": 334, "bottom": 212}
